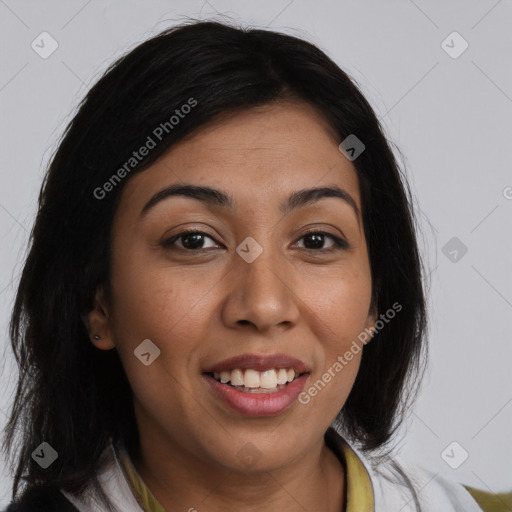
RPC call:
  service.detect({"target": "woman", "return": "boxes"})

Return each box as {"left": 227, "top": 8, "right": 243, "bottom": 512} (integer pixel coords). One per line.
{"left": 2, "top": 19, "right": 507, "bottom": 512}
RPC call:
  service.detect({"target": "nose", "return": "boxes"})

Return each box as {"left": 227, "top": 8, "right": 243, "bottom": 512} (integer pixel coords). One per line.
{"left": 221, "top": 241, "right": 301, "bottom": 333}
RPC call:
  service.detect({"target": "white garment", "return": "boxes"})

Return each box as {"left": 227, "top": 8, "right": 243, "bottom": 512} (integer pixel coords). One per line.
{"left": 61, "top": 440, "right": 144, "bottom": 512}
{"left": 62, "top": 429, "right": 484, "bottom": 512}
{"left": 347, "top": 441, "right": 484, "bottom": 511}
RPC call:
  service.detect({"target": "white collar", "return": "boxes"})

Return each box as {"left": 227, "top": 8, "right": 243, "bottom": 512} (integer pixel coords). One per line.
{"left": 61, "top": 438, "right": 144, "bottom": 512}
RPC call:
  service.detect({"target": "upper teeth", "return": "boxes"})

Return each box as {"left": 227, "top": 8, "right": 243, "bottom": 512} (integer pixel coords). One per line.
{"left": 213, "top": 368, "right": 297, "bottom": 389}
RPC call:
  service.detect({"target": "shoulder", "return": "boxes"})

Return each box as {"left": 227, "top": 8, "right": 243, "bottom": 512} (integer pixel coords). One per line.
{"left": 326, "top": 427, "right": 488, "bottom": 511}
{"left": 366, "top": 454, "right": 485, "bottom": 511}
{"left": 3, "top": 485, "right": 79, "bottom": 512}
{"left": 331, "top": 429, "right": 483, "bottom": 511}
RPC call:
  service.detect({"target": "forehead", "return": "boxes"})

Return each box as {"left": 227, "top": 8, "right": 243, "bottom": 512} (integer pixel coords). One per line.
{"left": 118, "top": 101, "right": 361, "bottom": 215}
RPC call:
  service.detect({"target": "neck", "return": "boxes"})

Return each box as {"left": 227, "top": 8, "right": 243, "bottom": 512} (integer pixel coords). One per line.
{"left": 132, "top": 432, "right": 346, "bottom": 512}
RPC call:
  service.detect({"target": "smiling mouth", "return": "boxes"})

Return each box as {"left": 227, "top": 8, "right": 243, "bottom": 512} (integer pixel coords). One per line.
{"left": 204, "top": 368, "right": 307, "bottom": 394}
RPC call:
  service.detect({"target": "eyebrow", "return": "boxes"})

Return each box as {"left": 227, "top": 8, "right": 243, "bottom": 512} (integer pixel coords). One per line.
{"left": 140, "top": 183, "right": 360, "bottom": 223}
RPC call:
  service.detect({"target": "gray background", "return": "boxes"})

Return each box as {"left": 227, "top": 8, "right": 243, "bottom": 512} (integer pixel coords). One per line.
{"left": 1, "top": 0, "right": 511, "bottom": 506}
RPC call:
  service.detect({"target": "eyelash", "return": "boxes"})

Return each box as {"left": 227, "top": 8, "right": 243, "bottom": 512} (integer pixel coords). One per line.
{"left": 161, "top": 229, "right": 348, "bottom": 253}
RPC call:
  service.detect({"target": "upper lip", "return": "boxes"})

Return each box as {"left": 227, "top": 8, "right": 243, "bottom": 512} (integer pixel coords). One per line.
{"left": 203, "top": 353, "right": 310, "bottom": 374}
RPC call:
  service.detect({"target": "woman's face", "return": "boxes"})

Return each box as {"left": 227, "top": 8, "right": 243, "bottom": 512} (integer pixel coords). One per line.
{"left": 90, "top": 100, "right": 376, "bottom": 472}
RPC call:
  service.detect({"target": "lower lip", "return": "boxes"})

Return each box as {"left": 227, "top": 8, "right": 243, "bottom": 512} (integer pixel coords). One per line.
{"left": 203, "top": 373, "right": 309, "bottom": 417}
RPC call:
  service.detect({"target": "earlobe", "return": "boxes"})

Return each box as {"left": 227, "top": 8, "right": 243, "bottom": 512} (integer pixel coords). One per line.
{"left": 82, "top": 286, "right": 115, "bottom": 350}
{"left": 365, "top": 307, "right": 378, "bottom": 342}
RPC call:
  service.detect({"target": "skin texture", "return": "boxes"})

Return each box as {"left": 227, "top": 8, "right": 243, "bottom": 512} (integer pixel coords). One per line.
{"left": 86, "top": 100, "right": 377, "bottom": 512}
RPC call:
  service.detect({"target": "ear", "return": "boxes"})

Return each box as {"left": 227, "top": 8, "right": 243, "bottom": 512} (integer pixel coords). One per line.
{"left": 364, "top": 302, "right": 378, "bottom": 341}
{"left": 82, "top": 285, "right": 115, "bottom": 350}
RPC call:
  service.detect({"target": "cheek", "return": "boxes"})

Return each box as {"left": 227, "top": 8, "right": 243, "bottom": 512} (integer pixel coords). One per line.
{"left": 106, "top": 244, "right": 235, "bottom": 412}
{"left": 304, "top": 261, "right": 373, "bottom": 346}
{"left": 109, "top": 244, "right": 217, "bottom": 350}
{"left": 296, "top": 262, "right": 371, "bottom": 417}
{"left": 105, "top": 259, "right": 206, "bottom": 398}
{"left": 107, "top": 270, "right": 208, "bottom": 425}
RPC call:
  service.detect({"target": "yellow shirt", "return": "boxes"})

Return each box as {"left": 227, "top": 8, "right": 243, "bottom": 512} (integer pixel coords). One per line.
{"left": 117, "top": 432, "right": 510, "bottom": 512}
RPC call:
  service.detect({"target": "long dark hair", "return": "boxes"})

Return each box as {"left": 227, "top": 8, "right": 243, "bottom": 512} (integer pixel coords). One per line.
{"left": 2, "top": 18, "right": 428, "bottom": 508}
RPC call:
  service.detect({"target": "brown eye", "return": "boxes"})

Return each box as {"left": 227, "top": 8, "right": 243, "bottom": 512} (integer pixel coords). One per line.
{"left": 295, "top": 231, "right": 348, "bottom": 251}
{"left": 162, "top": 230, "right": 221, "bottom": 251}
